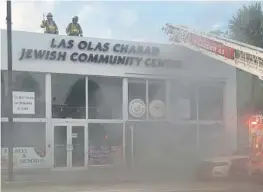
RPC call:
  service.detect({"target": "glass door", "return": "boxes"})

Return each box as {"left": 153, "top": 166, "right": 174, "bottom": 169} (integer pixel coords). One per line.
{"left": 53, "top": 124, "right": 87, "bottom": 168}
{"left": 71, "top": 126, "right": 85, "bottom": 167}
{"left": 54, "top": 125, "right": 69, "bottom": 168}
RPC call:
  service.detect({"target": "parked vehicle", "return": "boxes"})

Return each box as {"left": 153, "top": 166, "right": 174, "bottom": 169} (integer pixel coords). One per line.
{"left": 196, "top": 148, "right": 249, "bottom": 181}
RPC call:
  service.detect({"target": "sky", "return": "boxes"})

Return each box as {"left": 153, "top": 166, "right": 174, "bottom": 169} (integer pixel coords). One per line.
{"left": 0, "top": 1, "right": 253, "bottom": 43}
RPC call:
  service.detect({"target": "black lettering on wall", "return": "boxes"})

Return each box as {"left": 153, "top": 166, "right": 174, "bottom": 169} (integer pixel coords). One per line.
{"left": 19, "top": 40, "right": 182, "bottom": 70}
{"left": 67, "top": 40, "right": 74, "bottom": 49}
{"left": 70, "top": 52, "right": 78, "bottom": 62}
{"left": 109, "top": 55, "right": 117, "bottom": 64}
{"left": 49, "top": 51, "right": 57, "bottom": 60}
{"left": 116, "top": 56, "right": 125, "bottom": 64}
{"left": 125, "top": 57, "right": 130, "bottom": 65}
{"left": 26, "top": 49, "right": 33, "bottom": 59}
{"left": 113, "top": 44, "right": 120, "bottom": 53}
{"left": 58, "top": 39, "right": 67, "bottom": 49}
{"left": 78, "top": 41, "right": 88, "bottom": 50}
{"left": 87, "top": 54, "right": 99, "bottom": 63}
{"left": 120, "top": 44, "right": 128, "bottom": 53}
{"left": 45, "top": 51, "right": 50, "bottom": 60}
{"left": 79, "top": 53, "right": 88, "bottom": 62}
{"left": 50, "top": 38, "right": 57, "bottom": 48}
{"left": 94, "top": 42, "right": 102, "bottom": 51}
{"left": 87, "top": 42, "right": 94, "bottom": 51}
{"left": 57, "top": 52, "right": 67, "bottom": 61}
{"left": 50, "top": 39, "right": 74, "bottom": 49}
{"left": 98, "top": 55, "right": 109, "bottom": 63}
{"left": 34, "top": 50, "right": 46, "bottom": 59}
{"left": 19, "top": 49, "right": 26, "bottom": 60}
{"left": 103, "top": 43, "right": 110, "bottom": 52}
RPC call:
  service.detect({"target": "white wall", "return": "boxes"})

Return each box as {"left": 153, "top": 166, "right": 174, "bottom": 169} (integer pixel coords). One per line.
{"left": 2, "top": 30, "right": 234, "bottom": 79}
{"left": 1, "top": 29, "right": 238, "bottom": 151}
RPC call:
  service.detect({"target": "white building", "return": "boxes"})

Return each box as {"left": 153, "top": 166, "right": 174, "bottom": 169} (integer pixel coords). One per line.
{"left": 1, "top": 30, "right": 237, "bottom": 171}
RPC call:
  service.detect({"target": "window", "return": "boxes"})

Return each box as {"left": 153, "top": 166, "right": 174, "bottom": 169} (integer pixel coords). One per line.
{"left": 148, "top": 81, "right": 166, "bottom": 119}
{"left": 197, "top": 84, "right": 224, "bottom": 121}
{"left": 88, "top": 123, "right": 123, "bottom": 166}
{"left": 199, "top": 123, "right": 225, "bottom": 158}
{"left": 88, "top": 77, "right": 122, "bottom": 119}
{"left": 170, "top": 80, "right": 197, "bottom": 120}
{"left": 51, "top": 74, "right": 85, "bottom": 119}
{"left": 1, "top": 71, "right": 46, "bottom": 118}
{"left": 132, "top": 122, "right": 197, "bottom": 168}
{"left": 1, "top": 122, "right": 47, "bottom": 169}
{"left": 128, "top": 80, "right": 147, "bottom": 120}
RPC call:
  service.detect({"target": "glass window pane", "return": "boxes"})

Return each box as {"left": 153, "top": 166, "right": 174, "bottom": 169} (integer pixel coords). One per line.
{"left": 88, "top": 77, "right": 122, "bottom": 119}
{"left": 52, "top": 74, "right": 85, "bottom": 119}
{"left": 132, "top": 122, "right": 197, "bottom": 171}
{"left": 88, "top": 123, "right": 123, "bottom": 166}
{"left": 199, "top": 123, "right": 225, "bottom": 158}
{"left": 1, "top": 122, "right": 47, "bottom": 169}
{"left": 170, "top": 80, "right": 197, "bottom": 120}
{"left": 128, "top": 80, "right": 147, "bottom": 120}
{"left": 148, "top": 81, "right": 166, "bottom": 119}
{"left": 1, "top": 71, "right": 46, "bottom": 118}
{"left": 198, "top": 84, "right": 224, "bottom": 121}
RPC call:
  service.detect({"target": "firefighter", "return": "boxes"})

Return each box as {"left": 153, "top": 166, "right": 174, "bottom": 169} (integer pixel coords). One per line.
{"left": 40, "top": 13, "right": 59, "bottom": 34}
{"left": 66, "top": 16, "right": 83, "bottom": 36}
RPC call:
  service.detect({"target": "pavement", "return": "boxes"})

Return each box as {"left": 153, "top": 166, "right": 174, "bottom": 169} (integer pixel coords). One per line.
{"left": 2, "top": 181, "right": 263, "bottom": 192}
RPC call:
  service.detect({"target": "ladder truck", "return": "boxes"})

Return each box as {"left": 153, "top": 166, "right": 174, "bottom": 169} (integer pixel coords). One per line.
{"left": 162, "top": 24, "right": 263, "bottom": 80}
{"left": 248, "top": 114, "right": 263, "bottom": 182}
{"left": 162, "top": 24, "right": 263, "bottom": 181}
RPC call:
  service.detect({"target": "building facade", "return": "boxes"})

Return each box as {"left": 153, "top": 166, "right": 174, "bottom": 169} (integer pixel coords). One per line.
{"left": 1, "top": 30, "right": 237, "bottom": 171}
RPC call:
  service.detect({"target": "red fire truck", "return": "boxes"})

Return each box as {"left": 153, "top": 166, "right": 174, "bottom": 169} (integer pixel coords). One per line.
{"left": 248, "top": 114, "right": 263, "bottom": 182}
{"left": 163, "top": 24, "right": 263, "bottom": 183}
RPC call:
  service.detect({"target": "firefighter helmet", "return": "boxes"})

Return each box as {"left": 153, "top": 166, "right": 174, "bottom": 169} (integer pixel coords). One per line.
{"left": 46, "top": 13, "right": 53, "bottom": 18}
{"left": 72, "top": 16, "right": 78, "bottom": 21}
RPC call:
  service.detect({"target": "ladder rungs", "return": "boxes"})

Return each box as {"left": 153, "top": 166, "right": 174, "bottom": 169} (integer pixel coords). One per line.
{"left": 164, "top": 24, "right": 263, "bottom": 78}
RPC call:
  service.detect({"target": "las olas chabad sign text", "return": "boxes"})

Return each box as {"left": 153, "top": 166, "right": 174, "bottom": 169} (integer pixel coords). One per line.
{"left": 18, "top": 38, "right": 183, "bottom": 69}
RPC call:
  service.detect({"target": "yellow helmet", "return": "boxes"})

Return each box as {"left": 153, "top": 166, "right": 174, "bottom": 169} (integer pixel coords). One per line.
{"left": 46, "top": 13, "right": 53, "bottom": 18}
{"left": 72, "top": 16, "right": 78, "bottom": 22}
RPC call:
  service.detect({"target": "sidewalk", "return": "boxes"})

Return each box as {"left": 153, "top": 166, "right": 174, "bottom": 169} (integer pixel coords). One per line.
{"left": 2, "top": 167, "right": 194, "bottom": 187}
{"left": 2, "top": 180, "right": 261, "bottom": 192}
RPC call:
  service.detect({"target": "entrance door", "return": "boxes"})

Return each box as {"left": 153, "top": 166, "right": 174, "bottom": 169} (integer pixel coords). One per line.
{"left": 53, "top": 124, "right": 86, "bottom": 168}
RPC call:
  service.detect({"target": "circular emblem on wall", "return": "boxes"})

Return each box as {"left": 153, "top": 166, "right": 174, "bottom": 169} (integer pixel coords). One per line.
{"left": 129, "top": 99, "right": 146, "bottom": 118}
{"left": 149, "top": 100, "right": 165, "bottom": 118}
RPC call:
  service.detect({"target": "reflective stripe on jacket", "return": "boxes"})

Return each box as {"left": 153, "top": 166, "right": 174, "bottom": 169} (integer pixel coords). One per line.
{"left": 41, "top": 20, "right": 58, "bottom": 34}
{"left": 67, "top": 23, "right": 82, "bottom": 36}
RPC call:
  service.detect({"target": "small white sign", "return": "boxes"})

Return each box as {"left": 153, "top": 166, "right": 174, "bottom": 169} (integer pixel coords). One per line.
{"left": 13, "top": 91, "right": 35, "bottom": 114}
{"left": 72, "top": 133, "right": 78, "bottom": 138}
{"left": 149, "top": 100, "right": 165, "bottom": 118}
{"left": 1, "top": 147, "right": 48, "bottom": 169}
{"left": 129, "top": 99, "right": 146, "bottom": 118}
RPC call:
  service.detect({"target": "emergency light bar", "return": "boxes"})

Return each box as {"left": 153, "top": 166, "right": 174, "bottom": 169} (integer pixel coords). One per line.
{"left": 162, "top": 24, "right": 263, "bottom": 80}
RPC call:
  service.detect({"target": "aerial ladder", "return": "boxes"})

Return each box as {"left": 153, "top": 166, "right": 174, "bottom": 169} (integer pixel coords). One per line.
{"left": 162, "top": 24, "right": 263, "bottom": 81}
